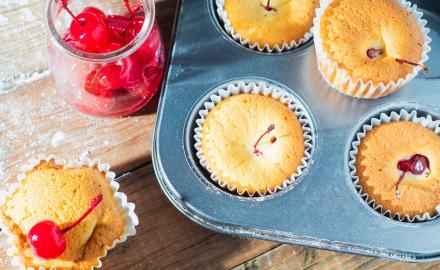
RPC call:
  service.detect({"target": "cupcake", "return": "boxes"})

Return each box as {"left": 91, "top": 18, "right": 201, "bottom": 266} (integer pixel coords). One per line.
{"left": 195, "top": 81, "right": 313, "bottom": 196}
{"left": 352, "top": 111, "right": 440, "bottom": 221}
{"left": 216, "top": 0, "right": 318, "bottom": 52}
{"left": 0, "top": 157, "right": 138, "bottom": 269}
{"left": 314, "top": 0, "right": 430, "bottom": 98}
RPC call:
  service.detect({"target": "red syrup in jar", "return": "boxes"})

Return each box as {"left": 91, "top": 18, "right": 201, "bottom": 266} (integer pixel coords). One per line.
{"left": 53, "top": 0, "right": 164, "bottom": 117}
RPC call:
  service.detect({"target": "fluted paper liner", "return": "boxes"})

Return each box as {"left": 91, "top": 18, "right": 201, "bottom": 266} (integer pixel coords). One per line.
{"left": 349, "top": 109, "right": 440, "bottom": 222}
{"left": 215, "top": 0, "right": 314, "bottom": 53}
{"left": 0, "top": 154, "right": 139, "bottom": 270}
{"left": 313, "top": 0, "right": 431, "bottom": 98}
{"left": 194, "top": 80, "right": 314, "bottom": 196}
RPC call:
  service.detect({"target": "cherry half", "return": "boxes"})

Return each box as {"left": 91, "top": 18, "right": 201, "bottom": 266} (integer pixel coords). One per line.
{"left": 366, "top": 47, "right": 429, "bottom": 73}
{"left": 27, "top": 194, "right": 103, "bottom": 259}
{"left": 366, "top": 48, "right": 383, "bottom": 59}
{"left": 395, "top": 154, "right": 431, "bottom": 199}
{"left": 253, "top": 124, "right": 275, "bottom": 157}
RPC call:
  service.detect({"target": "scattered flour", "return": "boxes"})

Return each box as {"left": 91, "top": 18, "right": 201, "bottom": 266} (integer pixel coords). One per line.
{"left": 79, "top": 149, "right": 91, "bottom": 160}
{"left": 0, "top": 15, "right": 7, "bottom": 25}
{"left": 0, "top": 161, "right": 5, "bottom": 177}
{"left": 50, "top": 131, "right": 67, "bottom": 147}
{"left": 19, "top": 8, "right": 37, "bottom": 22}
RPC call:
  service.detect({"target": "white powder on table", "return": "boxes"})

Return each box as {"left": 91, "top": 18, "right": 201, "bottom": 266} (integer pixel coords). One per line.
{"left": 50, "top": 131, "right": 66, "bottom": 147}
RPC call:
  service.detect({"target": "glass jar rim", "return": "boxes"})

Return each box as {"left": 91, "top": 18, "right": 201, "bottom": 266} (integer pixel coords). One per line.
{"left": 44, "top": 0, "right": 156, "bottom": 63}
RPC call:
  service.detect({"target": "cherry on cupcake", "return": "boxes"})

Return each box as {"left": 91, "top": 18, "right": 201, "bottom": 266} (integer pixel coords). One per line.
{"left": 366, "top": 47, "right": 428, "bottom": 73}
{"left": 260, "top": 0, "right": 277, "bottom": 12}
{"left": 27, "top": 194, "right": 103, "bottom": 259}
{"left": 395, "top": 154, "right": 431, "bottom": 199}
{"left": 253, "top": 124, "right": 275, "bottom": 156}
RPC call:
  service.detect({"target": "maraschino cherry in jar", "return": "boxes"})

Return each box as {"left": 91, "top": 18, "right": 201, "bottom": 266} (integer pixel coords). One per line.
{"left": 44, "top": 0, "right": 165, "bottom": 117}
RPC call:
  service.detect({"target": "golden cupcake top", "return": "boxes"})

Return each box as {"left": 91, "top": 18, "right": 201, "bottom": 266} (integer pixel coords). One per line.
{"left": 356, "top": 121, "right": 440, "bottom": 218}
{"left": 0, "top": 160, "right": 126, "bottom": 270}
{"left": 319, "top": 0, "right": 425, "bottom": 84}
{"left": 201, "top": 94, "right": 305, "bottom": 195}
{"left": 223, "top": 0, "right": 318, "bottom": 47}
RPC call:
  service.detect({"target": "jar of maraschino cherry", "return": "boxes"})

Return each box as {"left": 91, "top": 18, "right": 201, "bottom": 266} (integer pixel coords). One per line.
{"left": 44, "top": 0, "right": 164, "bottom": 117}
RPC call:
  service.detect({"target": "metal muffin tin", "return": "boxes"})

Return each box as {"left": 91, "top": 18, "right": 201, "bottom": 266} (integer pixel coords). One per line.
{"left": 152, "top": 0, "right": 440, "bottom": 262}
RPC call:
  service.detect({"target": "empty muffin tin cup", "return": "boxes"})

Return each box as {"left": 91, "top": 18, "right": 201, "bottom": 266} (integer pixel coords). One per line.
{"left": 349, "top": 109, "right": 440, "bottom": 222}
{"left": 313, "top": 0, "right": 431, "bottom": 98}
{"left": 215, "top": 0, "right": 314, "bottom": 53}
{"left": 194, "top": 80, "right": 314, "bottom": 196}
{"left": 0, "top": 154, "right": 139, "bottom": 270}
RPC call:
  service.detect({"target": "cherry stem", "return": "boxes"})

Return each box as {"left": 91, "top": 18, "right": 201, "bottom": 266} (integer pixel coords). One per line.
{"left": 60, "top": 194, "right": 103, "bottom": 235}
{"left": 57, "top": 0, "right": 82, "bottom": 25}
{"left": 261, "top": 0, "right": 277, "bottom": 12}
{"left": 132, "top": 2, "right": 143, "bottom": 14}
{"left": 253, "top": 124, "right": 275, "bottom": 156}
{"left": 90, "top": 65, "right": 104, "bottom": 91}
{"left": 395, "top": 172, "right": 405, "bottom": 200}
{"left": 396, "top": 58, "right": 429, "bottom": 73}
{"left": 124, "top": 0, "right": 135, "bottom": 18}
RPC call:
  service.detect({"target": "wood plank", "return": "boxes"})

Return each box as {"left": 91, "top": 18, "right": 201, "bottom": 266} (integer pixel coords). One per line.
{"left": 101, "top": 164, "right": 278, "bottom": 270}
{"left": 233, "top": 244, "right": 440, "bottom": 270}
{"left": 0, "top": 76, "right": 157, "bottom": 184}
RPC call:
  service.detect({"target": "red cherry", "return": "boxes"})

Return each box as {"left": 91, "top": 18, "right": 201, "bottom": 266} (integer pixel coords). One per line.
{"left": 100, "top": 42, "right": 123, "bottom": 53}
{"left": 125, "top": 16, "right": 144, "bottom": 42}
{"left": 69, "top": 12, "right": 109, "bottom": 53}
{"left": 27, "top": 221, "right": 66, "bottom": 259}
{"left": 27, "top": 195, "right": 103, "bottom": 259}
{"left": 366, "top": 48, "right": 383, "bottom": 59}
{"left": 119, "top": 55, "right": 144, "bottom": 87}
{"left": 132, "top": 23, "right": 161, "bottom": 62}
{"left": 108, "top": 15, "right": 130, "bottom": 38}
{"left": 84, "top": 64, "right": 124, "bottom": 97}
{"left": 395, "top": 154, "right": 431, "bottom": 199}
{"left": 82, "top": 6, "right": 107, "bottom": 24}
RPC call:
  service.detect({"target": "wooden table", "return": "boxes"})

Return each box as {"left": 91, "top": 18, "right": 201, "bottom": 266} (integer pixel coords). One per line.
{"left": 1, "top": 0, "right": 439, "bottom": 269}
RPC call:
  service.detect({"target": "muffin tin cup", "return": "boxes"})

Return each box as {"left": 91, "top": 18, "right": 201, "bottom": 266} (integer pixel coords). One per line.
{"left": 348, "top": 109, "right": 440, "bottom": 222}
{"left": 313, "top": 0, "right": 432, "bottom": 99}
{"left": 0, "top": 154, "right": 139, "bottom": 270}
{"left": 215, "top": 0, "right": 314, "bottom": 53}
{"left": 193, "top": 80, "right": 314, "bottom": 196}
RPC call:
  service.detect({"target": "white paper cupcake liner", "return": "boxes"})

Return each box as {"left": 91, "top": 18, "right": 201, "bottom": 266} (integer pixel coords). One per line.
{"left": 194, "top": 80, "right": 314, "bottom": 196}
{"left": 348, "top": 109, "right": 440, "bottom": 222}
{"left": 313, "top": 0, "right": 431, "bottom": 99}
{"left": 215, "top": 0, "right": 314, "bottom": 53}
{"left": 0, "top": 154, "right": 139, "bottom": 270}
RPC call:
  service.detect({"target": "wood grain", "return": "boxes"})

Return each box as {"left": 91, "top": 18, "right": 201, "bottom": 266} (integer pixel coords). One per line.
{"left": 1, "top": 0, "right": 440, "bottom": 269}
{"left": 102, "top": 164, "right": 278, "bottom": 270}
{"left": 233, "top": 245, "right": 440, "bottom": 270}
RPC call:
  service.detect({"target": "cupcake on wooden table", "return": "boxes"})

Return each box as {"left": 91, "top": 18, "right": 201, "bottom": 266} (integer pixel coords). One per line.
{"left": 0, "top": 157, "right": 138, "bottom": 269}
{"left": 314, "top": 0, "right": 430, "bottom": 98}
{"left": 351, "top": 110, "right": 440, "bottom": 221}
{"left": 216, "top": 0, "right": 318, "bottom": 52}
{"left": 195, "top": 82, "right": 312, "bottom": 196}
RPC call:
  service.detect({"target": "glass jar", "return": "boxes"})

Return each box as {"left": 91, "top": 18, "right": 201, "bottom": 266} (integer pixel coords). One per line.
{"left": 44, "top": 0, "right": 165, "bottom": 117}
